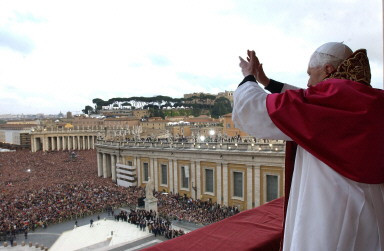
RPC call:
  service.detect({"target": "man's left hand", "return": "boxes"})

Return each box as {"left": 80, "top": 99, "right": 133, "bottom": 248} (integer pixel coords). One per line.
{"left": 239, "top": 50, "right": 259, "bottom": 77}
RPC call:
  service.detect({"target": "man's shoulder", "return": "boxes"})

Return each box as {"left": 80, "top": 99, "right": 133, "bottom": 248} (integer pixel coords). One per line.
{"left": 308, "top": 79, "right": 384, "bottom": 99}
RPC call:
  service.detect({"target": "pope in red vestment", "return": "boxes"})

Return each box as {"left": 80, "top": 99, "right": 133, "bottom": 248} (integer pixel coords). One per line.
{"left": 234, "top": 43, "right": 384, "bottom": 250}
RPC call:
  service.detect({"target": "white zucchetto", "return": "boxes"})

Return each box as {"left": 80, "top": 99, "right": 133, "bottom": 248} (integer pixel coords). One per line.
{"left": 308, "top": 42, "right": 353, "bottom": 68}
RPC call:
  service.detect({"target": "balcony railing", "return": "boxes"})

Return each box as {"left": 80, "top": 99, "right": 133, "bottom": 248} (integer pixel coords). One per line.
{"left": 96, "top": 139, "right": 285, "bottom": 153}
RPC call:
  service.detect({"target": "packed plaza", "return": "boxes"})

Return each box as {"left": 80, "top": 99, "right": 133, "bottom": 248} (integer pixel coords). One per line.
{"left": 0, "top": 149, "right": 240, "bottom": 243}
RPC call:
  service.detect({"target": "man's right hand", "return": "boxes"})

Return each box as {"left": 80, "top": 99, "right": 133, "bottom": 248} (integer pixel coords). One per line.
{"left": 255, "top": 63, "right": 270, "bottom": 87}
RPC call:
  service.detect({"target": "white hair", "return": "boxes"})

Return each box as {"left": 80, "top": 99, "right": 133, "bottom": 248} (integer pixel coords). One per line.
{"left": 308, "top": 42, "right": 353, "bottom": 68}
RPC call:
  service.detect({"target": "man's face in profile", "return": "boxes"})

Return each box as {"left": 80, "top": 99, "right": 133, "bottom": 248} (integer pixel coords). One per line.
{"left": 307, "top": 66, "right": 327, "bottom": 87}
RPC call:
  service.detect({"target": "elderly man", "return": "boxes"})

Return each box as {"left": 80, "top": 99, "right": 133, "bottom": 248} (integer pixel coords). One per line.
{"left": 232, "top": 42, "right": 384, "bottom": 250}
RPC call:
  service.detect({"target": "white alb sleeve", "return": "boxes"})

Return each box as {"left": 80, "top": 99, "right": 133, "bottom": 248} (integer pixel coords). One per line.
{"left": 232, "top": 81, "right": 291, "bottom": 141}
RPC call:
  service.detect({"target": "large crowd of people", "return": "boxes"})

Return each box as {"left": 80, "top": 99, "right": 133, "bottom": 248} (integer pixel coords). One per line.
{"left": 0, "top": 150, "right": 138, "bottom": 237}
{"left": 0, "top": 149, "right": 239, "bottom": 240}
{"left": 156, "top": 192, "right": 239, "bottom": 225}
{"left": 115, "top": 209, "right": 185, "bottom": 239}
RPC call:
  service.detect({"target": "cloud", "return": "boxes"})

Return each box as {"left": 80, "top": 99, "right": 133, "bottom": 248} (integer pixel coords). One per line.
{"left": 0, "top": 0, "right": 382, "bottom": 114}
{"left": 148, "top": 54, "right": 171, "bottom": 66}
{"left": 0, "top": 28, "right": 34, "bottom": 54}
{"left": 13, "top": 11, "right": 45, "bottom": 23}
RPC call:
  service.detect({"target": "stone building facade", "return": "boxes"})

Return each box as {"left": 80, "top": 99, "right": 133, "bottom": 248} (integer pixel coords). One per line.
{"left": 96, "top": 140, "right": 285, "bottom": 210}
{"left": 30, "top": 128, "right": 99, "bottom": 152}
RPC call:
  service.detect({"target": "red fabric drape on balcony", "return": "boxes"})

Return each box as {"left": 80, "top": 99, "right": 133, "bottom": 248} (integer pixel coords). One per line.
{"left": 144, "top": 197, "right": 284, "bottom": 251}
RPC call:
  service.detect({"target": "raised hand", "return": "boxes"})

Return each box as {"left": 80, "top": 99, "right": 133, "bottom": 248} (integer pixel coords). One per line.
{"left": 239, "top": 50, "right": 258, "bottom": 77}
{"left": 255, "top": 63, "right": 270, "bottom": 87}
{"left": 239, "top": 50, "right": 270, "bottom": 87}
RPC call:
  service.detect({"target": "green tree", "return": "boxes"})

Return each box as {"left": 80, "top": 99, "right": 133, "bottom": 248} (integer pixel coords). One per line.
{"left": 211, "top": 97, "right": 232, "bottom": 118}
{"left": 82, "top": 105, "right": 94, "bottom": 115}
{"left": 149, "top": 108, "right": 165, "bottom": 119}
{"left": 192, "top": 107, "right": 201, "bottom": 117}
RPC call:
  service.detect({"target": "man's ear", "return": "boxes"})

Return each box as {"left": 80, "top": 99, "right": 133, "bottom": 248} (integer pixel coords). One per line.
{"left": 324, "top": 64, "right": 336, "bottom": 75}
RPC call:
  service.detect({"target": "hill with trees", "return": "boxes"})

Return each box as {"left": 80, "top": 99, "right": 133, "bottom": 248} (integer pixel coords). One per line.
{"left": 82, "top": 94, "right": 232, "bottom": 118}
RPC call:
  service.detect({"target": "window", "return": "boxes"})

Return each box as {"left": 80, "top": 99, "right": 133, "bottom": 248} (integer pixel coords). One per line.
{"left": 128, "top": 161, "right": 133, "bottom": 166}
{"left": 180, "top": 166, "right": 189, "bottom": 189}
{"left": 233, "top": 171, "right": 243, "bottom": 198}
{"left": 226, "top": 123, "right": 231, "bottom": 128}
{"left": 161, "top": 164, "right": 168, "bottom": 185}
{"left": 205, "top": 169, "right": 214, "bottom": 193}
{"left": 266, "top": 175, "right": 278, "bottom": 202}
{"left": 143, "top": 162, "right": 149, "bottom": 182}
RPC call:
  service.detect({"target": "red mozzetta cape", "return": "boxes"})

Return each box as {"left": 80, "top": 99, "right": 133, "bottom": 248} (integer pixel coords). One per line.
{"left": 266, "top": 78, "right": 384, "bottom": 184}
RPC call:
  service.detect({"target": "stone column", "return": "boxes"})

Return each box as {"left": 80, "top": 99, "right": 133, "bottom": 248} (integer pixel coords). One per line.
{"left": 46, "top": 137, "right": 50, "bottom": 151}
{"left": 57, "top": 137, "right": 61, "bottom": 151}
{"left": 77, "top": 136, "right": 81, "bottom": 150}
{"left": 153, "top": 158, "right": 158, "bottom": 190}
{"left": 87, "top": 136, "right": 90, "bottom": 150}
{"left": 191, "top": 161, "right": 196, "bottom": 199}
{"left": 82, "top": 136, "right": 86, "bottom": 150}
{"left": 74, "top": 135, "right": 77, "bottom": 150}
{"left": 58, "top": 136, "right": 61, "bottom": 150}
{"left": 97, "top": 152, "right": 103, "bottom": 177}
{"left": 51, "top": 137, "right": 56, "bottom": 151}
{"left": 84, "top": 136, "right": 87, "bottom": 150}
{"left": 173, "top": 159, "right": 178, "bottom": 194}
{"left": 247, "top": 165, "right": 253, "bottom": 209}
{"left": 149, "top": 158, "right": 154, "bottom": 183}
{"left": 30, "top": 136, "right": 34, "bottom": 152}
{"left": 196, "top": 161, "right": 201, "bottom": 199}
{"left": 254, "top": 165, "right": 261, "bottom": 207}
{"left": 31, "top": 136, "right": 35, "bottom": 152}
{"left": 169, "top": 159, "right": 173, "bottom": 193}
{"left": 46, "top": 136, "right": 50, "bottom": 151}
{"left": 33, "top": 136, "right": 38, "bottom": 152}
{"left": 103, "top": 153, "right": 107, "bottom": 178}
{"left": 223, "top": 163, "right": 228, "bottom": 206}
{"left": 216, "top": 162, "right": 222, "bottom": 205}
{"left": 92, "top": 136, "right": 95, "bottom": 149}
{"left": 136, "top": 157, "right": 141, "bottom": 186}
{"left": 111, "top": 155, "right": 117, "bottom": 182}
{"left": 72, "top": 136, "right": 76, "bottom": 150}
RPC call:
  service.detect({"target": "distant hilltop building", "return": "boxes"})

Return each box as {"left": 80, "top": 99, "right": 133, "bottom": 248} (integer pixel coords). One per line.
{"left": 217, "top": 90, "right": 234, "bottom": 104}
{"left": 183, "top": 92, "right": 213, "bottom": 99}
{"left": 183, "top": 90, "right": 234, "bottom": 105}
{"left": 99, "top": 108, "right": 150, "bottom": 119}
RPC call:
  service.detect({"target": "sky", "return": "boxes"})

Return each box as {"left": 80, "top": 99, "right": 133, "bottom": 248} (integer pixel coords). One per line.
{"left": 0, "top": 0, "right": 382, "bottom": 115}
